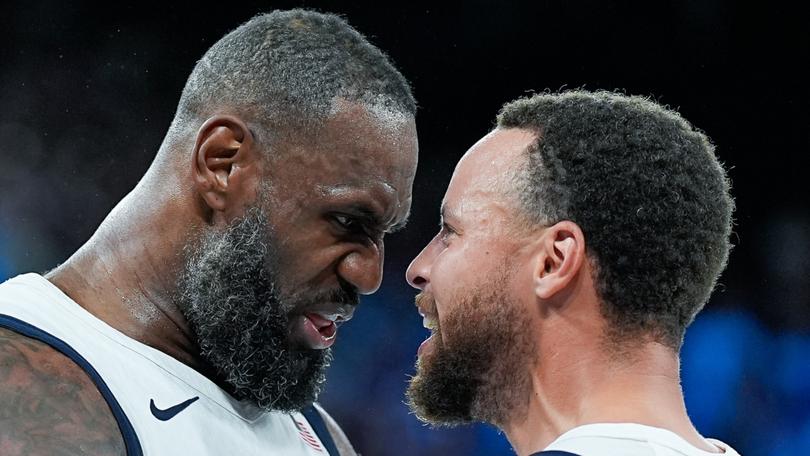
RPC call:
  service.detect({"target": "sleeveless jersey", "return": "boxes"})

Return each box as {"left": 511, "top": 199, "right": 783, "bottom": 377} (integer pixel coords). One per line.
{"left": 538, "top": 423, "right": 741, "bottom": 456}
{"left": 0, "top": 273, "right": 338, "bottom": 456}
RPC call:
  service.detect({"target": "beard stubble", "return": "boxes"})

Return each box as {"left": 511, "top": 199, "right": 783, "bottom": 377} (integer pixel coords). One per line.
{"left": 176, "top": 205, "right": 346, "bottom": 412}
{"left": 407, "top": 271, "right": 535, "bottom": 427}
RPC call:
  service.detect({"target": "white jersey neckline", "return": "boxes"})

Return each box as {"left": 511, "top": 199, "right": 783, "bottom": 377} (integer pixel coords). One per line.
{"left": 545, "top": 422, "right": 741, "bottom": 455}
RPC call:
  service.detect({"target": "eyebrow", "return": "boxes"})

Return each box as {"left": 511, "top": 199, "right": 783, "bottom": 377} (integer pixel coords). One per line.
{"left": 388, "top": 211, "right": 410, "bottom": 233}
{"left": 440, "top": 204, "right": 459, "bottom": 223}
{"left": 321, "top": 184, "right": 411, "bottom": 234}
{"left": 347, "top": 204, "right": 410, "bottom": 234}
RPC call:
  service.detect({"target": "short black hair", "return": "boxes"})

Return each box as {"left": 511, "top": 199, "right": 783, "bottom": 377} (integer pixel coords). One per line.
{"left": 172, "top": 9, "right": 415, "bottom": 141}
{"left": 498, "top": 90, "right": 734, "bottom": 350}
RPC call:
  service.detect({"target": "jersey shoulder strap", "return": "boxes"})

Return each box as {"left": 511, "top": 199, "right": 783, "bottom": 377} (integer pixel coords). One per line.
{"left": 301, "top": 404, "right": 340, "bottom": 456}
{"left": 531, "top": 451, "right": 582, "bottom": 456}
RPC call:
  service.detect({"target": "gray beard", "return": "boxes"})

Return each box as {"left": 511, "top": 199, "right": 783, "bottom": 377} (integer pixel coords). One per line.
{"left": 177, "top": 206, "right": 338, "bottom": 412}
{"left": 406, "top": 281, "right": 534, "bottom": 427}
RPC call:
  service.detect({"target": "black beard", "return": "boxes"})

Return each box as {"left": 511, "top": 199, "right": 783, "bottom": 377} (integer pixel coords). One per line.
{"left": 177, "top": 206, "right": 336, "bottom": 412}
{"left": 406, "top": 281, "right": 534, "bottom": 427}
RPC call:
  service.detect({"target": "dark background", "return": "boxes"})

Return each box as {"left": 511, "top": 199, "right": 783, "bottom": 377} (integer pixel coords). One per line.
{"left": 1, "top": 1, "right": 807, "bottom": 454}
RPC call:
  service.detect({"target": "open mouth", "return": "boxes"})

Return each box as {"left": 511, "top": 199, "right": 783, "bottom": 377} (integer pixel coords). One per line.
{"left": 293, "top": 312, "right": 340, "bottom": 350}
{"left": 417, "top": 316, "right": 439, "bottom": 357}
{"left": 306, "top": 312, "right": 337, "bottom": 339}
{"left": 417, "top": 333, "right": 435, "bottom": 357}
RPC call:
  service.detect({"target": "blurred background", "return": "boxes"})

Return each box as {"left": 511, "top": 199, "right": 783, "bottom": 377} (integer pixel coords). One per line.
{"left": 0, "top": 1, "right": 807, "bottom": 454}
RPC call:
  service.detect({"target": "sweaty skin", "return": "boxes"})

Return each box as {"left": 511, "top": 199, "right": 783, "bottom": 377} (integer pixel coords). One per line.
{"left": 0, "top": 102, "right": 417, "bottom": 455}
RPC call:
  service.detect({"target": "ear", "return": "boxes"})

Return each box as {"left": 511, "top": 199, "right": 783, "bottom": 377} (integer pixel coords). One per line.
{"left": 532, "top": 220, "right": 586, "bottom": 300}
{"left": 192, "top": 115, "right": 259, "bottom": 215}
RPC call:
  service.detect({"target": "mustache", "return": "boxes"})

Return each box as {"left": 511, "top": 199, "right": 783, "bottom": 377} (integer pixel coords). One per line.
{"left": 319, "top": 281, "right": 360, "bottom": 307}
{"left": 290, "top": 281, "right": 360, "bottom": 315}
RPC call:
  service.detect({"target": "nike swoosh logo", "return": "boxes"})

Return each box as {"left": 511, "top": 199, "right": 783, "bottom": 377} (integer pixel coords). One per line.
{"left": 150, "top": 396, "right": 200, "bottom": 421}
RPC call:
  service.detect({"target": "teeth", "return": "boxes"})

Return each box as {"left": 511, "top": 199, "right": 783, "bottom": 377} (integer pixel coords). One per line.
{"left": 422, "top": 317, "right": 438, "bottom": 330}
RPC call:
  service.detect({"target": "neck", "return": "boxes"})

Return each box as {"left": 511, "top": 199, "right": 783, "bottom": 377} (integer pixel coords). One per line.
{"left": 46, "top": 176, "right": 207, "bottom": 371}
{"left": 503, "top": 340, "right": 722, "bottom": 456}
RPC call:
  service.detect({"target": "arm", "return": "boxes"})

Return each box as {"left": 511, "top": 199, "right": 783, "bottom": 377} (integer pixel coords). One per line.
{"left": 0, "top": 327, "right": 126, "bottom": 456}
{"left": 312, "top": 402, "right": 358, "bottom": 456}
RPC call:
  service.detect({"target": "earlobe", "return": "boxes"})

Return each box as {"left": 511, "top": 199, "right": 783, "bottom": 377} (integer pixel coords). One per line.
{"left": 532, "top": 221, "right": 586, "bottom": 300}
{"left": 192, "top": 115, "right": 255, "bottom": 213}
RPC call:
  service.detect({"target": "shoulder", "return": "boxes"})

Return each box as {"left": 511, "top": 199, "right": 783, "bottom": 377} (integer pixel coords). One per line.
{"left": 311, "top": 402, "right": 358, "bottom": 456}
{"left": 542, "top": 424, "right": 656, "bottom": 456}
{"left": 544, "top": 424, "right": 737, "bottom": 456}
{"left": 706, "top": 439, "right": 742, "bottom": 456}
{"left": 0, "top": 326, "right": 126, "bottom": 456}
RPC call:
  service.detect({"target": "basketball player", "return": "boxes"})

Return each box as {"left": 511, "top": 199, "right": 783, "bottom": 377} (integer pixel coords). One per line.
{"left": 0, "top": 10, "right": 417, "bottom": 456}
{"left": 405, "top": 91, "right": 741, "bottom": 455}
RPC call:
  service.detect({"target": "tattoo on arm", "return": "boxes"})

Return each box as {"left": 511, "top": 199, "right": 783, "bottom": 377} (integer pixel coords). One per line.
{"left": 0, "top": 328, "right": 126, "bottom": 456}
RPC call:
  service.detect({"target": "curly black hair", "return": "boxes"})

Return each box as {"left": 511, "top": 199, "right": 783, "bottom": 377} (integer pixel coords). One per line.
{"left": 498, "top": 90, "right": 734, "bottom": 350}
{"left": 171, "top": 9, "right": 415, "bottom": 143}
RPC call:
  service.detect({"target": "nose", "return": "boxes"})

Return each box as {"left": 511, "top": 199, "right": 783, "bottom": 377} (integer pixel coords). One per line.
{"left": 406, "top": 242, "right": 433, "bottom": 290}
{"left": 338, "top": 242, "right": 384, "bottom": 295}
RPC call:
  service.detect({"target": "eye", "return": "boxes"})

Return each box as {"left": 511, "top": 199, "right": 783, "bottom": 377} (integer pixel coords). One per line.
{"left": 334, "top": 214, "right": 362, "bottom": 232}
{"left": 439, "top": 222, "right": 457, "bottom": 245}
{"left": 332, "top": 214, "right": 382, "bottom": 241}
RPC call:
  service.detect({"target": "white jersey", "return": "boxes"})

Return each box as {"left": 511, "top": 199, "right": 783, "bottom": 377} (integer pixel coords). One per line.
{"left": 538, "top": 423, "right": 741, "bottom": 456}
{"left": 0, "top": 274, "right": 337, "bottom": 456}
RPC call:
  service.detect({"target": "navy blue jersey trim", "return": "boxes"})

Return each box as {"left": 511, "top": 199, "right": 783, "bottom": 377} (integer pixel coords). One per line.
{"left": 0, "top": 314, "right": 143, "bottom": 456}
{"left": 530, "top": 451, "right": 582, "bottom": 455}
{"left": 301, "top": 405, "right": 341, "bottom": 456}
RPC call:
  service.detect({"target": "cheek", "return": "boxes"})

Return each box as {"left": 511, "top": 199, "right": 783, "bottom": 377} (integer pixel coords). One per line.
{"left": 429, "top": 244, "right": 480, "bottom": 320}
{"left": 278, "top": 242, "right": 344, "bottom": 282}
{"left": 431, "top": 239, "right": 492, "bottom": 288}
{"left": 430, "top": 239, "right": 517, "bottom": 321}
{"left": 429, "top": 248, "right": 460, "bottom": 295}
{"left": 271, "top": 210, "right": 336, "bottom": 255}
